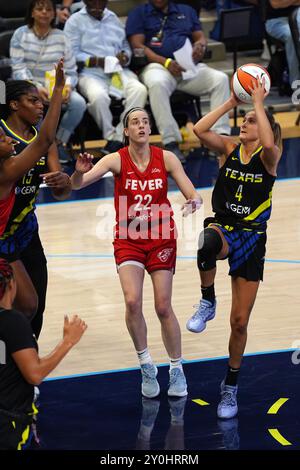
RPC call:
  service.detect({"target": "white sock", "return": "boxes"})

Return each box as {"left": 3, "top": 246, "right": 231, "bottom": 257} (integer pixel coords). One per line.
{"left": 137, "top": 348, "right": 153, "bottom": 366}
{"left": 169, "top": 357, "right": 183, "bottom": 370}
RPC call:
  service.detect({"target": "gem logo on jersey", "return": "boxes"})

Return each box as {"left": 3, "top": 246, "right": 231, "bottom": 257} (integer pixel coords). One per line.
{"left": 157, "top": 248, "right": 174, "bottom": 262}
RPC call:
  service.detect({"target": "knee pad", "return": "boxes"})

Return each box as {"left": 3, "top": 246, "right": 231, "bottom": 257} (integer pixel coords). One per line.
{"left": 197, "top": 228, "right": 223, "bottom": 271}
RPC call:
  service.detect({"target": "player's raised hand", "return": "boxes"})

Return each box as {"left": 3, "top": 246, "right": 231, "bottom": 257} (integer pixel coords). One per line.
{"left": 250, "top": 76, "right": 268, "bottom": 104}
{"left": 75, "top": 152, "right": 94, "bottom": 174}
{"left": 54, "top": 57, "right": 65, "bottom": 91}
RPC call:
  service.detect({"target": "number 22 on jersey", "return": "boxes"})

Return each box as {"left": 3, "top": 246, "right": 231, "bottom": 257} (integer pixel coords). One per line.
{"left": 134, "top": 194, "right": 153, "bottom": 211}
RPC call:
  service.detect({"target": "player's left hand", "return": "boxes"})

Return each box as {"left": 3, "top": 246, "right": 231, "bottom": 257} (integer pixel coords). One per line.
{"left": 40, "top": 171, "right": 71, "bottom": 188}
{"left": 250, "top": 76, "right": 268, "bottom": 103}
{"left": 181, "top": 197, "right": 203, "bottom": 217}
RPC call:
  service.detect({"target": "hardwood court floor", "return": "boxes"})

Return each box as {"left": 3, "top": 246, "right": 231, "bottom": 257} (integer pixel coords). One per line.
{"left": 37, "top": 179, "right": 300, "bottom": 378}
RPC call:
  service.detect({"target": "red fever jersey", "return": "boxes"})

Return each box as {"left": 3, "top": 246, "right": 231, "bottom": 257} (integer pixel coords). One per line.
{"left": 0, "top": 188, "right": 15, "bottom": 237}
{"left": 114, "top": 146, "right": 176, "bottom": 243}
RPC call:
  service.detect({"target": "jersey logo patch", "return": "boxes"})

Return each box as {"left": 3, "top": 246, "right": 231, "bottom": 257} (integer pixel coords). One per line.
{"left": 157, "top": 248, "right": 174, "bottom": 262}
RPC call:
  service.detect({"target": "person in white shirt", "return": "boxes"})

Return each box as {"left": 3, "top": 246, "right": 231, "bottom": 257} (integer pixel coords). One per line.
{"left": 64, "top": 0, "right": 148, "bottom": 154}
{"left": 10, "top": 0, "right": 87, "bottom": 162}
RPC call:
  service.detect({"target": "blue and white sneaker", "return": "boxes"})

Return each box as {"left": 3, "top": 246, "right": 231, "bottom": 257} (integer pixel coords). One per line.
{"left": 217, "top": 380, "right": 238, "bottom": 419}
{"left": 217, "top": 418, "right": 240, "bottom": 450}
{"left": 168, "top": 368, "right": 188, "bottom": 397}
{"left": 186, "top": 299, "right": 216, "bottom": 333}
{"left": 168, "top": 395, "right": 187, "bottom": 424}
{"left": 141, "top": 363, "right": 160, "bottom": 398}
{"left": 136, "top": 397, "right": 160, "bottom": 450}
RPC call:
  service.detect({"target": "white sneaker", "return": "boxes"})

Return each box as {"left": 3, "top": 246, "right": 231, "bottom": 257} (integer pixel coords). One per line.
{"left": 141, "top": 363, "right": 160, "bottom": 398}
{"left": 168, "top": 368, "right": 188, "bottom": 397}
{"left": 217, "top": 380, "right": 238, "bottom": 419}
{"left": 186, "top": 299, "right": 216, "bottom": 333}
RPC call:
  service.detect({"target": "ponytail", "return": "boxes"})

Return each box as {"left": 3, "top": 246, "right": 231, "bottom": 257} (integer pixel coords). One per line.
{"left": 265, "top": 109, "right": 282, "bottom": 153}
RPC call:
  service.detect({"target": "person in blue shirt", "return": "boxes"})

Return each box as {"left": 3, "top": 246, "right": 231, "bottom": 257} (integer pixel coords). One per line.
{"left": 265, "top": 1, "right": 300, "bottom": 86}
{"left": 126, "top": 0, "right": 231, "bottom": 162}
{"left": 64, "top": 0, "right": 148, "bottom": 155}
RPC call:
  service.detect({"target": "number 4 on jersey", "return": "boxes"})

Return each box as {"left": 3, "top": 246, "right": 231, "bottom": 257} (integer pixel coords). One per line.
{"left": 235, "top": 184, "right": 243, "bottom": 202}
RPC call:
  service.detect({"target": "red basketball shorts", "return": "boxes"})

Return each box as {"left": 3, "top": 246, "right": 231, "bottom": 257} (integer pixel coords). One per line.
{"left": 113, "top": 238, "right": 177, "bottom": 274}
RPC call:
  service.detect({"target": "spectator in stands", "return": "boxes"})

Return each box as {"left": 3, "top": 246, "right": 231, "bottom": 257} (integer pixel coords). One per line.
{"left": 10, "top": 0, "right": 86, "bottom": 162}
{"left": 64, "top": 0, "right": 148, "bottom": 155}
{"left": 55, "top": 1, "right": 72, "bottom": 26}
{"left": 54, "top": 0, "right": 82, "bottom": 27}
{"left": 126, "top": 0, "right": 231, "bottom": 162}
{"left": 265, "top": 1, "right": 300, "bottom": 86}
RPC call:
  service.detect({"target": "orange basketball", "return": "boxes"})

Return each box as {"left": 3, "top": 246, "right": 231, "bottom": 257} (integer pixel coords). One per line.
{"left": 232, "top": 63, "right": 271, "bottom": 103}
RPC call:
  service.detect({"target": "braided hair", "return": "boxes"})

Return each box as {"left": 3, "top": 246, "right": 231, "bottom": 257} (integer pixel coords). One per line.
{"left": 0, "top": 258, "right": 13, "bottom": 301}
{"left": 122, "top": 107, "right": 151, "bottom": 146}
{"left": 0, "top": 80, "right": 37, "bottom": 120}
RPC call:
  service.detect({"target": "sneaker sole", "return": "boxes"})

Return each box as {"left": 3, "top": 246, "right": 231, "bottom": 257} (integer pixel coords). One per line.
{"left": 186, "top": 314, "right": 216, "bottom": 334}
{"left": 186, "top": 323, "right": 207, "bottom": 333}
{"left": 168, "top": 388, "right": 188, "bottom": 397}
{"left": 217, "top": 407, "right": 238, "bottom": 419}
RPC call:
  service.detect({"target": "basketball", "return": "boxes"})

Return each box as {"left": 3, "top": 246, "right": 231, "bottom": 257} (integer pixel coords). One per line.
{"left": 232, "top": 63, "right": 271, "bottom": 103}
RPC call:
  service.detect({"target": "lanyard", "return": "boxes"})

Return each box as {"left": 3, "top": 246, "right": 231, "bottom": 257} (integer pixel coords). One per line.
{"left": 155, "top": 15, "right": 168, "bottom": 41}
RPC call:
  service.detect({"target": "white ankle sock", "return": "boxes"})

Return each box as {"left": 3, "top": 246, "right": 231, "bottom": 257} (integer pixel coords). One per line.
{"left": 137, "top": 348, "right": 152, "bottom": 365}
{"left": 169, "top": 357, "right": 183, "bottom": 370}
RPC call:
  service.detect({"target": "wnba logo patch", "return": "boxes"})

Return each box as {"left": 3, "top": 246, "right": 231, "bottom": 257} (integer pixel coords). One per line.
{"left": 157, "top": 248, "right": 173, "bottom": 262}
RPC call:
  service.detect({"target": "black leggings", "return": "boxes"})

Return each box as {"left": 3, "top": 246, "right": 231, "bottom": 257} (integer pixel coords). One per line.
{"left": 20, "top": 232, "right": 48, "bottom": 339}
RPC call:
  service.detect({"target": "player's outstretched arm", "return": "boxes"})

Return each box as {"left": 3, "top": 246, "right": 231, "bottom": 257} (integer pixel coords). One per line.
{"left": 163, "top": 150, "right": 202, "bottom": 216}
{"left": 193, "top": 95, "right": 237, "bottom": 156}
{"left": 71, "top": 152, "right": 121, "bottom": 189}
{"left": 12, "top": 315, "right": 87, "bottom": 385}
{"left": 2, "top": 59, "right": 65, "bottom": 183}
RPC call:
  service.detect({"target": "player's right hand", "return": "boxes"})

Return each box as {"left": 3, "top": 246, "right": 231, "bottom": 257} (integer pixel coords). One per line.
{"left": 229, "top": 91, "right": 240, "bottom": 107}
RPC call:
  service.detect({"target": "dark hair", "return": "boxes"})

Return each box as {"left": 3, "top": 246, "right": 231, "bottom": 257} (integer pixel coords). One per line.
{"left": 26, "top": 0, "right": 56, "bottom": 28}
{"left": 0, "top": 258, "right": 13, "bottom": 301}
{"left": 122, "top": 107, "right": 151, "bottom": 146}
{"left": 265, "top": 109, "right": 282, "bottom": 153}
{"left": 0, "top": 80, "right": 38, "bottom": 120}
